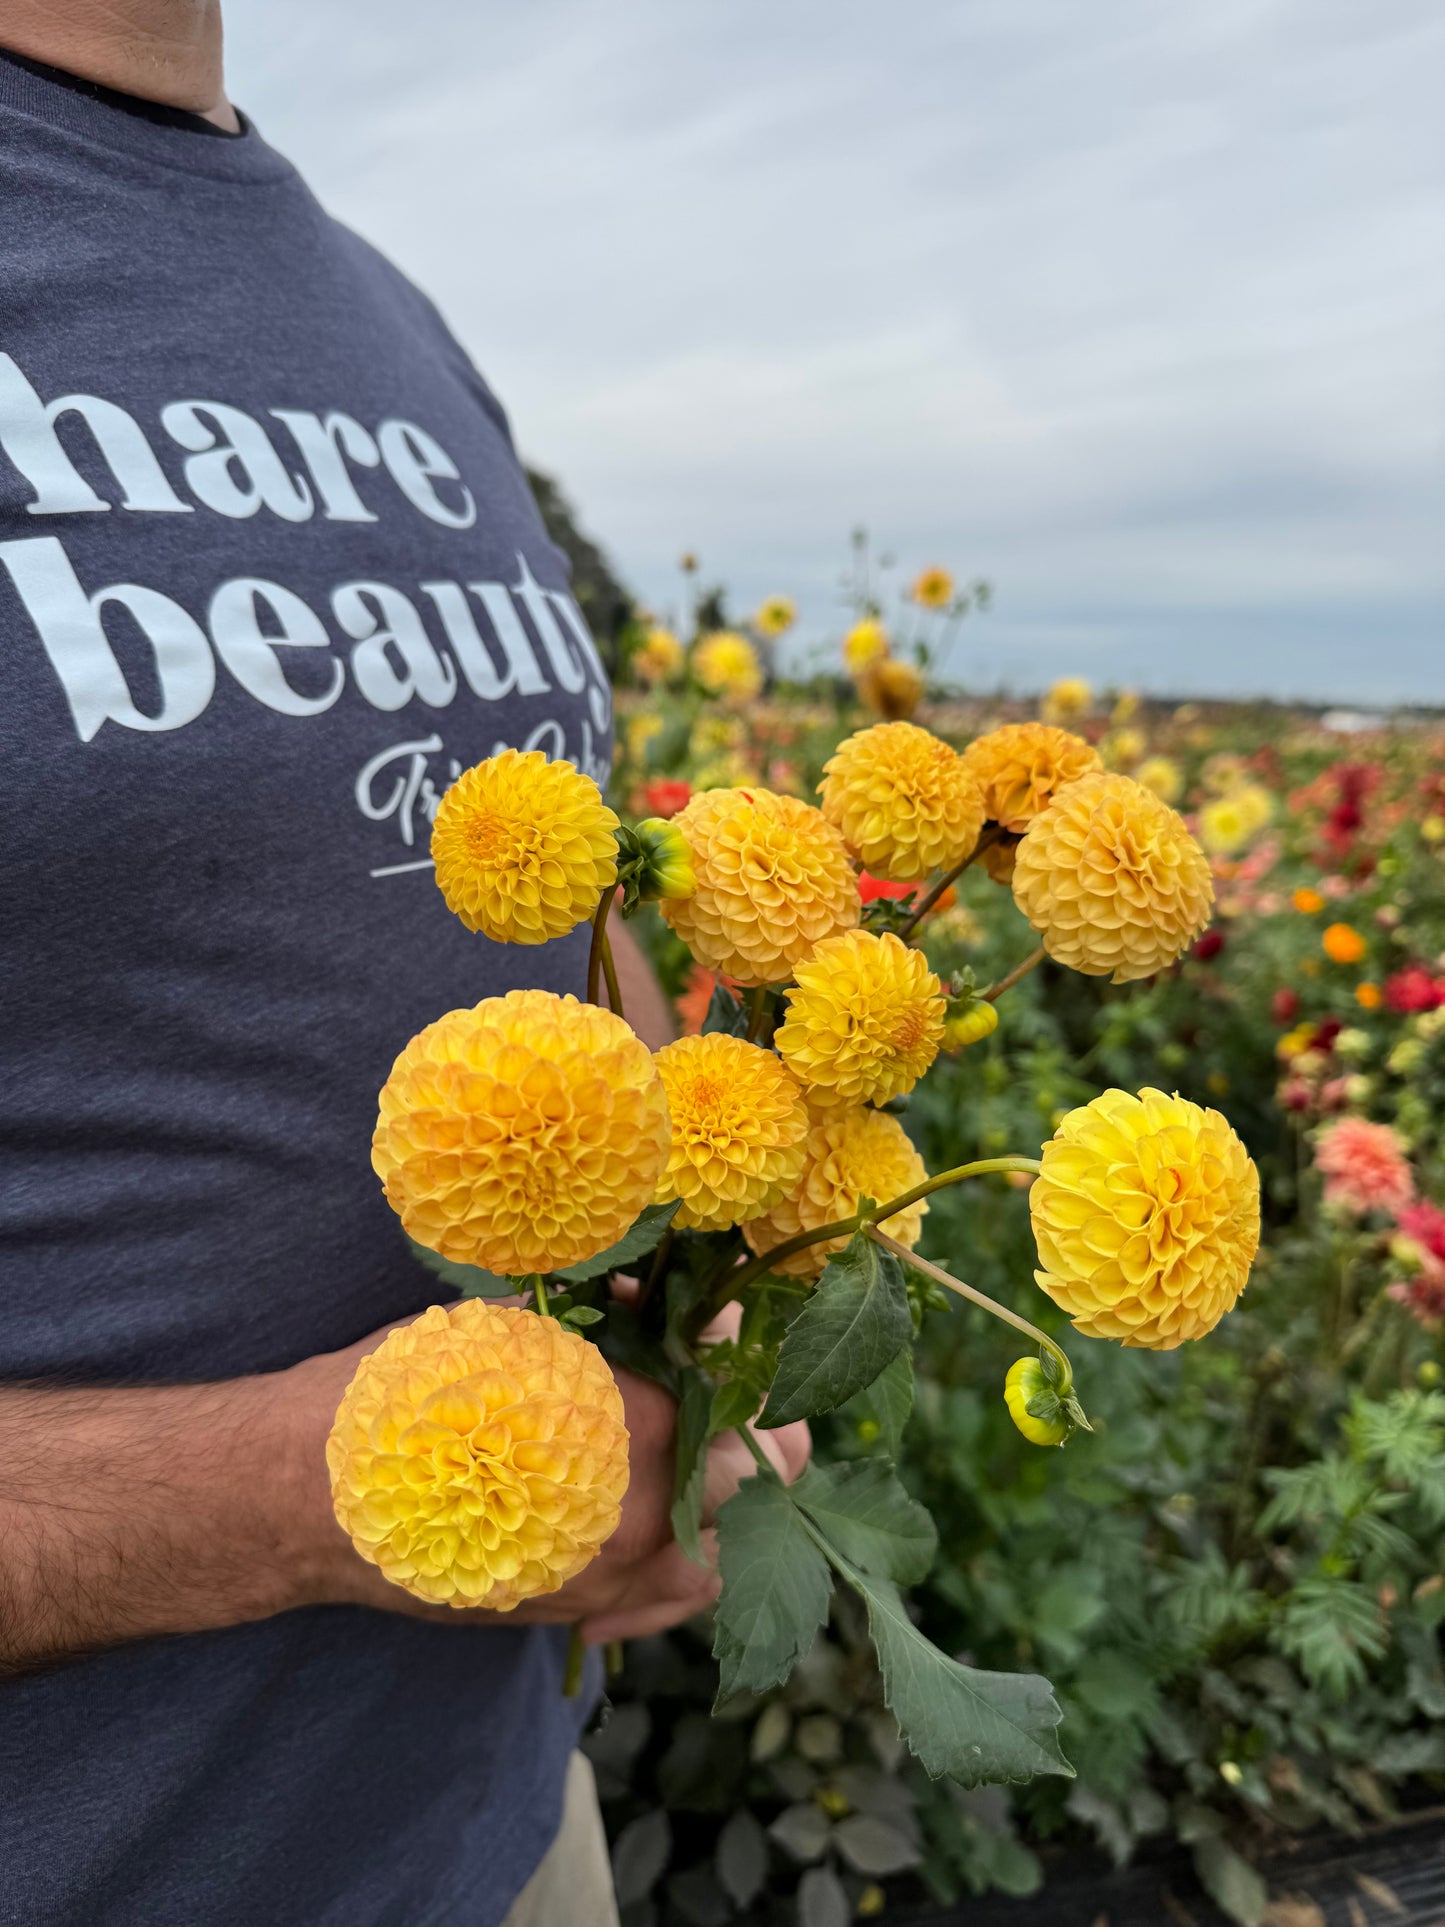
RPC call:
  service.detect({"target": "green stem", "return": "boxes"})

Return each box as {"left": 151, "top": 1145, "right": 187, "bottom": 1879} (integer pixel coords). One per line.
{"left": 873, "top": 1155, "right": 1041, "bottom": 1224}
{"left": 899, "top": 828, "right": 999, "bottom": 939}
{"left": 562, "top": 1623, "right": 586, "bottom": 1698}
{"left": 638, "top": 1227, "right": 675, "bottom": 1311}
{"left": 605, "top": 1640, "right": 625, "bottom": 1679}
{"left": 586, "top": 888, "right": 615, "bottom": 1006}
{"left": 982, "top": 944, "right": 1046, "bottom": 1004}
{"left": 865, "top": 1225, "right": 1074, "bottom": 1391}
{"left": 532, "top": 1274, "right": 551, "bottom": 1318}
{"left": 746, "top": 985, "right": 770, "bottom": 1043}
{"left": 736, "top": 1424, "right": 772, "bottom": 1473}
{"left": 600, "top": 928, "right": 624, "bottom": 1019}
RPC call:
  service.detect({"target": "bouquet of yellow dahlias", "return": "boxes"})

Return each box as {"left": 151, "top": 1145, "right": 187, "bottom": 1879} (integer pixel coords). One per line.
{"left": 327, "top": 724, "right": 1259, "bottom": 1791}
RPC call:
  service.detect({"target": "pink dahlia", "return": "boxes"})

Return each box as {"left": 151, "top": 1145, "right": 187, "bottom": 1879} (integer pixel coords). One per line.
{"left": 1396, "top": 1201, "right": 1445, "bottom": 1267}
{"left": 1314, "top": 1117, "right": 1415, "bottom": 1217}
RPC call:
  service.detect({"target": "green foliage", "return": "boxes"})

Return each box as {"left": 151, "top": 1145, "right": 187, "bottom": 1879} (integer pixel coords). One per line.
{"left": 759, "top": 1234, "right": 911, "bottom": 1428}
{"left": 553, "top": 1201, "right": 681, "bottom": 1284}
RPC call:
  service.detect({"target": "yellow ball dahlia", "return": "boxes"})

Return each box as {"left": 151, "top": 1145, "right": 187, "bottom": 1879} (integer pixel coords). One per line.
{"left": 910, "top": 566, "right": 955, "bottom": 609}
{"left": 431, "top": 749, "right": 620, "bottom": 945}
{"left": 661, "top": 787, "right": 860, "bottom": 987}
{"left": 743, "top": 1103, "right": 928, "bottom": 1278}
{"left": 327, "top": 1300, "right": 628, "bottom": 1609}
{"left": 1011, "top": 771, "right": 1214, "bottom": 983}
{"left": 755, "top": 595, "right": 797, "bottom": 639}
{"left": 1041, "top": 676, "right": 1092, "bottom": 726}
{"left": 693, "top": 630, "right": 763, "bottom": 703}
{"left": 373, "top": 990, "right": 670, "bottom": 1275}
{"left": 1030, "top": 1087, "right": 1260, "bottom": 1348}
{"left": 843, "top": 618, "right": 889, "bottom": 672}
{"left": 818, "top": 722, "right": 985, "bottom": 881}
{"left": 776, "top": 930, "right": 945, "bottom": 1108}
{"left": 635, "top": 625, "right": 684, "bottom": 684}
{"left": 858, "top": 655, "right": 925, "bottom": 721}
{"left": 652, "top": 1034, "right": 809, "bottom": 1231}
{"left": 1136, "top": 754, "right": 1184, "bottom": 805}
{"left": 959, "top": 723, "right": 1103, "bottom": 833}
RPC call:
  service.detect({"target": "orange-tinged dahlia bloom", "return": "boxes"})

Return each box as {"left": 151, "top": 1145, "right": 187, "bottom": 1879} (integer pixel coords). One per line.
{"left": 858, "top": 655, "right": 925, "bottom": 720}
{"left": 693, "top": 630, "right": 763, "bottom": 703}
{"left": 1031, "top": 1088, "right": 1260, "bottom": 1349}
{"left": 652, "top": 1034, "right": 809, "bottom": 1231}
{"left": 1012, "top": 771, "right": 1214, "bottom": 982}
{"left": 910, "top": 566, "right": 954, "bottom": 609}
{"left": 327, "top": 1301, "right": 628, "bottom": 1609}
{"left": 431, "top": 750, "right": 620, "bottom": 945}
{"left": 818, "top": 721, "right": 984, "bottom": 881}
{"left": 661, "top": 787, "right": 860, "bottom": 986}
{"left": 1323, "top": 922, "right": 1366, "bottom": 965}
{"left": 743, "top": 1103, "right": 928, "bottom": 1278}
{"left": 959, "top": 723, "right": 1103, "bottom": 834}
{"left": 776, "top": 930, "right": 945, "bottom": 1108}
{"left": 373, "top": 990, "right": 670, "bottom": 1275}
{"left": 1314, "top": 1117, "right": 1414, "bottom": 1217}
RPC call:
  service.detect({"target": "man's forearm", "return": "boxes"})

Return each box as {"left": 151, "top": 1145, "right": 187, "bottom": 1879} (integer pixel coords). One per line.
{"left": 0, "top": 1372, "right": 324, "bottom": 1674}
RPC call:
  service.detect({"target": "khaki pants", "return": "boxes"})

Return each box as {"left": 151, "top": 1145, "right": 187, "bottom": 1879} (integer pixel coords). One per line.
{"left": 501, "top": 1753, "right": 620, "bottom": 1927}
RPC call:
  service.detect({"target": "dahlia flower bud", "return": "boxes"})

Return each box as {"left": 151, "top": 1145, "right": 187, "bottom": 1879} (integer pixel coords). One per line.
{"left": 373, "top": 989, "right": 670, "bottom": 1275}
{"left": 615, "top": 817, "right": 697, "bottom": 915}
{"left": 327, "top": 1301, "right": 628, "bottom": 1609}
{"left": 652, "top": 1033, "right": 809, "bottom": 1231}
{"left": 942, "top": 999, "right": 999, "bottom": 1051}
{"left": 775, "top": 929, "right": 946, "bottom": 1108}
{"left": 661, "top": 787, "right": 860, "bottom": 987}
{"left": 1003, "top": 1357, "right": 1068, "bottom": 1447}
{"left": 743, "top": 1102, "right": 928, "bottom": 1279}
{"left": 959, "top": 723, "right": 1103, "bottom": 833}
{"left": 1030, "top": 1088, "right": 1260, "bottom": 1348}
{"left": 818, "top": 722, "right": 984, "bottom": 882}
{"left": 1011, "top": 772, "right": 1214, "bottom": 983}
{"left": 430, "top": 749, "right": 620, "bottom": 944}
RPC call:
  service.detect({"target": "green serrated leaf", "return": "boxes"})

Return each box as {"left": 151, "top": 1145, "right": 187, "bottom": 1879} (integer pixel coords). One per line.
{"left": 838, "top": 1348, "right": 915, "bottom": 1456}
{"left": 758, "top": 1232, "right": 910, "bottom": 1429}
{"left": 405, "top": 1235, "right": 515, "bottom": 1298}
{"left": 815, "top": 1538, "right": 1072, "bottom": 1786}
{"left": 792, "top": 1459, "right": 937, "bottom": 1588}
{"left": 712, "top": 1471, "right": 832, "bottom": 1702}
{"left": 671, "top": 1371, "right": 714, "bottom": 1564}
{"left": 701, "top": 983, "right": 750, "bottom": 1037}
{"left": 553, "top": 1200, "right": 681, "bottom": 1284}
{"left": 710, "top": 1377, "right": 762, "bottom": 1434}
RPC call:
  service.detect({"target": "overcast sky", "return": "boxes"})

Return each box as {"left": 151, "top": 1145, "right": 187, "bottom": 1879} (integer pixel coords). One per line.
{"left": 227, "top": 1, "right": 1443, "bottom": 704}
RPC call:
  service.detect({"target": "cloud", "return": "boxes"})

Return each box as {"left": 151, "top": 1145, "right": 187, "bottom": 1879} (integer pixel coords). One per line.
{"left": 226, "top": 0, "right": 1445, "bottom": 701}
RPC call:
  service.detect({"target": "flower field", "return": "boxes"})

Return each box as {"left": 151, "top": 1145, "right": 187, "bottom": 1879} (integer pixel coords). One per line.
{"left": 593, "top": 592, "right": 1445, "bottom": 1925}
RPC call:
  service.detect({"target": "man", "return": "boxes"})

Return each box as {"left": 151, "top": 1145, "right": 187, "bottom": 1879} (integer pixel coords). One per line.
{"left": 0, "top": 6, "right": 805, "bottom": 1921}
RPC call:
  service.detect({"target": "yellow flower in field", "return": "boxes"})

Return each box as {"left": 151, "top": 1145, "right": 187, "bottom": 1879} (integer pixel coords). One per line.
{"left": 1041, "top": 677, "right": 1092, "bottom": 726}
{"left": 693, "top": 630, "right": 763, "bottom": 703}
{"left": 652, "top": 1034, "right": 809, "bottom": 1231}
{"left": 1198, "top": 783, "right": 1273, "bottom": 856}
{"left": 910, "top": 567, "right": 955, "bottom": 609}
{"left": 755, "top": 595, "right": 797, "bottom": 639}
{"left": 776, "top": 930, "right": 946, "bottom": 1108}
{"left": 634, "top": 625, "right": 684, "bottom": 685}
{"left": 373, "top": 990, "right": 670, "bottom": 1275}
{"left": 858, "top": 655, "right": 926, "bottom": 720}
{"left": 819, "top": 721, "right": 984, "bottom": 881}
{"left": 626, "top": 712, "right": 664, "bottom": 767}
{"left": 1323, "top": 921, "right": 1366, "bottom": 964}
{"left": 1111, "top": 690, "right": 1141, "bottom": 725}
{"left": 743, "top": 1102, "right": 928, "bottom": 1278}
{"left": 327, "top": 1301, "right": 628, "bottom": 1609}
{"left": 1103, "top": 727, "right": 1146, "bottom": 769}
{"left": 431, "top": 750, "right": 620, "bottom": 945}
{"left": 1136, "top": 755, "right": 1184, "bottom": 805}
{"left": 1012, "top": 771, "right": 1214, "bottom": 982}
{"left": 844, "top": 618, "right": 889, "bottom": 672}
{"left": 1293, "top": 886, "right": 1325, "bottom": 914}
{"left": 959, "top": 722, "right": 1103, "bottom": 832}
{"left": 1030, "top": 1088, "right": 1260, "bottom": 1348}
{"left": 691, "top": 714, "right": 746, "bottom": 758}
{"left": 662, "top": 787, "right": 859, "bottom": 986}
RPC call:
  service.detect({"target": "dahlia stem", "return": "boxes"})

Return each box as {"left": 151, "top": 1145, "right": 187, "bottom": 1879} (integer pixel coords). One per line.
{"left": 745, "top": 986, "right": 770, "bottom": 1043}
{"left": 899, "top": 828, "right": 1000, "bottom": 939}
{"left": 562, "top": 1623, "right": 586, "bottom": 1698}
{"left": 600, "top": 930, "right": 624, "bottom": 1018}
{"left": 982, "top": 944, "right": 1046, "bottom": 1003}
{"left": 586, "top": 887, "right": 616, "bottom": 1007}
{"left": 606, "top": 1639, "right": 625, "bottom": 1678}
{"left": 864, "top": 1225, "right": 1074, "bottom": 1390}
{"left": 531, "top": 1274, "right": 551, "bottom": 1318}
{"left": 874, "top": 1155, "right": 1042, "bottom": 1223}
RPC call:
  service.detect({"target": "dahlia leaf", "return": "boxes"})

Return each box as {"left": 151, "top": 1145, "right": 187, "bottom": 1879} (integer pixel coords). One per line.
{"left": 405, "top": 1236, "right": 514, "bottom": 1298}
{"left": 701, "top": 982, "right": 750, "bottom": 1037}
{"left": 712, "top": 1471, "right": 832, "bottom": 1703}
{"left": 791, "top": 1459, "right": 937, "bottom": 1588}
{"left": 836, "top": 1349, "right": 915, "bottom": 1457}
{"left": 757, "top": 1233, "right": 911, "bottom": 1428}
{"left": 553, "top": 1200, "right": 681, "bottom": 1284}
{"left": 833, "top": 1556, "right": 1072, "bottom": 1787}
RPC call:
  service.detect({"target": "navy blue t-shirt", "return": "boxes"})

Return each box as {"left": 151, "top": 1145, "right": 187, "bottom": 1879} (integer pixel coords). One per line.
{"left": 0, "top": 54, "right": 612, "bottom": 1927}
